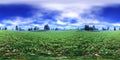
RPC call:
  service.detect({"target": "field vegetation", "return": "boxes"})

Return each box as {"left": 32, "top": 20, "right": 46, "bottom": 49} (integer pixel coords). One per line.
{"left": 0, "top": 30, "right": 120, "bottom": 60}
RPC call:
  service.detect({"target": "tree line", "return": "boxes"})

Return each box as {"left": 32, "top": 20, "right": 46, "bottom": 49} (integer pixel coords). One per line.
{"left": 0, "top": 24, "right": 59, "bottom": 31}
{"left": 0, "top": 24, "right": 119, "bottom": 31}
{"left": 82, "top": 25, "right": 118, "bottom": 31}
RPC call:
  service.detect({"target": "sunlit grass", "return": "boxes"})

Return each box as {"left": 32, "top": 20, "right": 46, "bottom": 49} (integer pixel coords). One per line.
{"left": 0, "top": 30, "right": 120, "bottom": 60}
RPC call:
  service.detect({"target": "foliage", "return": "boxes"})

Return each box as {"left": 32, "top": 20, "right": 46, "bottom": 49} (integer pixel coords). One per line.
{"left": 15, "top": 26, "right": 19, "bottom": 31}
{"left": 84, "top": 25, "right": 97, "bottom": 31}
{"left": 44, "top": 24, "right": 50, "bottom": 30}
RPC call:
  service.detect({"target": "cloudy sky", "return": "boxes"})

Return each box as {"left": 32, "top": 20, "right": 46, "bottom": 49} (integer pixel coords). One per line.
{"left": 0, "top": 0, "right": 120, "bottom": 30}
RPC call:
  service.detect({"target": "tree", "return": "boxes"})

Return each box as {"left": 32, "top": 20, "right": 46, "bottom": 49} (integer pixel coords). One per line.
{"left": 44, "top": 24, "right": 50, "bottom": 30}
{"left": 114, "top": 27, "right": 116, "bottom": 31}
{"left": 28, "top": 28, "right": 31, "bottom": 31}
{"left": 28, "top": 28, "right": 33, "bottom": 31}
{"left": 89, "top": 27, "right": 93, "bottom": 31}
{"left": 92, "top": 25, "right": 95, "bottom": 30}
{"left": 16, "top": 26, "right": 19, "bottom": 31}
{"left": 107, "top": 26, "right": 109, "bottom": 30}
{"left": 19, "top": 27, "right": 23, "bottom": 31}
{"left": 34, "top": 26, "right": 39, "bottom": 31}
{"left": 84, "top": 25, "right": 89, "bottom": 31}
{"left": 4, "top": 27, "right": 7, "bottom": 30}
{"left": 89, "top": 25, "right": 96, "bottom": 31}
{"left": 55, "top": 28, "right": 59, "bottom": 31}
{"left": 102, "top": 27, "right": 106, "bottom": 31}
{"left": 83, "top": 25, "right": 97, "bottom": 31}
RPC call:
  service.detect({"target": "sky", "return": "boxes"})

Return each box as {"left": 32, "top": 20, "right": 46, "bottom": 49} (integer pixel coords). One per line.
{"left": 0, "top": 0, "right": 120, "bottom": 30}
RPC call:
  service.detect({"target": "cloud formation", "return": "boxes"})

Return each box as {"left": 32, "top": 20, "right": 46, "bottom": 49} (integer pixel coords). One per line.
{"left": 0, "top": 0, "right": 120, "bottom": 30}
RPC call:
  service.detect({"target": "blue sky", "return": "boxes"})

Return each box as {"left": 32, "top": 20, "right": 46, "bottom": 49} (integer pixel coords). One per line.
{"left": 0, "top": 0, "right": 120, "bottom": 30}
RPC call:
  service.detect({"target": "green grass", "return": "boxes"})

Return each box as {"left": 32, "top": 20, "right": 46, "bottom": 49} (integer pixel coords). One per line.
{"left": 0, "top": 30, "right": 120, "bottom": 60}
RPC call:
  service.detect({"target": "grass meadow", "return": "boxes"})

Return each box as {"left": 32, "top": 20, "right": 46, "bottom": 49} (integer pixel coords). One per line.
{"left": 0, "top": 30, "right": 120, "bottom": 60}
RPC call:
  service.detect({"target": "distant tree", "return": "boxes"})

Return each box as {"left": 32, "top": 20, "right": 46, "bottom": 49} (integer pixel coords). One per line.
{"left": 55, "top": 28, "right": 59, "bottom": 31}
{"left": 92, "top": 25, "right": 95, "bottom": 30}
{"left": 28, "top": 28, "right": 31, "bottom": 31}
{"left": 34, "top": 26, "right": 39, "bottom": 31}
{"left": 44, "top": 24, "right": 50, "bottom": 30}
{"left": 2, "top": 28, "right": 4, "bottom": 30}
{"left": 15, "top": 26, "right": 19, "bottom": 31}
{"left": 19, "top": 27, "right": 22, "bottom": 31}
{"left": 89, "top": 25, "right": 96, "bottom": 31}
{"left": 4, "top": 27, "right": 7, "bottom": 30}
{"left": 31, "top": 28, "right": 33, "bottom": 31}
{"left": 89, "top": 27, "right": 93, "bottom": 31}
{"left": 102, "top": 27, "right": 106, "bottom": 31}
{"left": 28, "top": 28, "right": 33, "bottom": 31}
{"left": 119, "top": 27, "right": 120, "bottom": 30}
{"left": 107, "top": 26, "right": 109, "bottom": 30}
{"left": 83, "top": 25, "right": 98, "bottom": 31}
{"left": 114, "top": 27, "right": 116, "bottom": 31}
{"left": 84, "top": 25, "right": 89, "bottom": 31}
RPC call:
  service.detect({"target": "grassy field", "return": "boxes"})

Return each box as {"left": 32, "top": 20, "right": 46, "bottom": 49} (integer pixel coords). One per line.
{"left": 0, "top": 30, "right": 120, "bottom": 60}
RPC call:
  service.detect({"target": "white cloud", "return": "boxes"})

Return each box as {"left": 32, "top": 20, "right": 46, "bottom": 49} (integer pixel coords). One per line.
{"left": 61, "top": 12, "right": 79, "bottom": 18}
{"left": 0, "top": 24, "right": 5, "bottom": 26}
{"left": 2, "top": 17, "right": 35, "bottom": 26}
{"left": 56, "top": 20, "right": 67, "bottom": 25}
{"left": 0, "top": 0, "right": 120, "bottom": 29}
{"left": 112, "top": 23, "right": 120, "bottom": 26}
